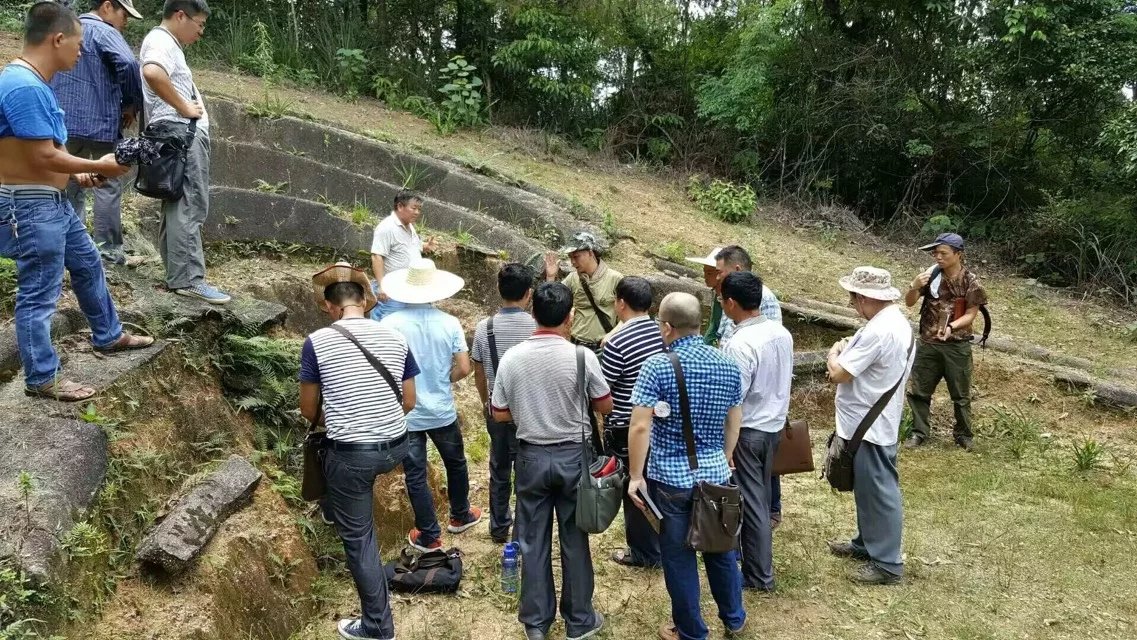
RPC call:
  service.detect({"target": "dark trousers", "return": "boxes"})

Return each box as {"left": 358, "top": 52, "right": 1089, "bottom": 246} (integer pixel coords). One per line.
{"left": 486, "top": 410, "right": 519, "bottom": 541}
{"left": 603, "top": 427, "right": 661, "bottom": 566}
{"left": 771, "top": 475, "right": 782, "bottom": 514}
{"left": 734, "top": 429, "right": 779, "bottom": 590}
{"left": 907, "top": 340, "right": 974, "bottom": 440}
{"left": 653, "top": 480, "right": 745, "bottom": 640}
{"left": 850, "top": 442, "right": 904, "bottom": 576}
{"left": 515, "top": 442, "right": 598, "bottom": 637}
{"left": 323, "top": 442, "right": 407, "bottom": 640}
{"left": 403, "top": 421, "right": 471, "bottom": 545}
{"left": 64, "top": 138, "right": 125, "bottom": 262}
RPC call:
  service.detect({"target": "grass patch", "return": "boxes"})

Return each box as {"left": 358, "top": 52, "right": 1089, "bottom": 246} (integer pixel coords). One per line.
{"left": 0, "top": 256, "right": 16, "bottom": 316}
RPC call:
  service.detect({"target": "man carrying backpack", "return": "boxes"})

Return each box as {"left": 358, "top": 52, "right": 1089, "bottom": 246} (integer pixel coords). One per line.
{"left": 904, "top": 233, "right": 988, "bottom": 451}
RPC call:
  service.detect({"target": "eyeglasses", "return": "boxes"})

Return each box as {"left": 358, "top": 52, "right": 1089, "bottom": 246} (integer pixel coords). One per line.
{"left": 180, "top": 12, "right": 207, "bottom": 30}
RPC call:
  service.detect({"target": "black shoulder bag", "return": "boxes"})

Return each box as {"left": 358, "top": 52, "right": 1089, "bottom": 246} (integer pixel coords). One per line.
{"left": 579, "top": 276, "right": 615, "bottom": 334}
{"left": 666, "top": 352, "right": 743, "bottom": 554}
{"left": 135, "top": 113, "right": 198, "bottom": 202}
{"left": 822, "top": 336, "right": 916, "bottom": 492}
{"left": 384, "top": 546, "right": 464, "bottom": 593}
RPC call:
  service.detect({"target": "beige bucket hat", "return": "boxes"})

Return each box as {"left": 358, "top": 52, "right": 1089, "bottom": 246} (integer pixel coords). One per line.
{"left": 685, "top": 247, "right": 724, "bottom": 268}
{"left": 839, "top": 266, "right": 902, "bottom": 301}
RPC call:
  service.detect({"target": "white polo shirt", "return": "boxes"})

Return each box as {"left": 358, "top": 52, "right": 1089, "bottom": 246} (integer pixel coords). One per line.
{"left": 834, "top": 305, "right": 915, "bottom": 446}
{"left": 724, "top": 316, "right": 794, "bottom": 433}
{"left": 371, "top": 212, "right": 422, "bottom": 276}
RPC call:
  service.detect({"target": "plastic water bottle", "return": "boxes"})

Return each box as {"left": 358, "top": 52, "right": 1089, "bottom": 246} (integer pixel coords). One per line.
{"left": 501, "top": 542, "right": 520, "bottom": 593}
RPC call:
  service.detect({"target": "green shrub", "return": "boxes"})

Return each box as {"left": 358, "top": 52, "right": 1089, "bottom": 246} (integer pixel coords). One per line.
{"left": 335, "top": 48, "right": 370, "bottom": 98}
{"left": 687, "top": 177, "right": 756, "bottom": 224}
{"left": 437, "top": 56, "right": 485, "bottom": 131}
{"left": 0, "top": 258, "right": 16, "bottom": 316}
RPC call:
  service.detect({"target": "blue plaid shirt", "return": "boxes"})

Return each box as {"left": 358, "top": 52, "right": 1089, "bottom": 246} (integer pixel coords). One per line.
{"left": 631, "top": 335, "right": 744, "bottom": 488}
{"left": 50, "top": 14, "right": 142, "bottom": 143}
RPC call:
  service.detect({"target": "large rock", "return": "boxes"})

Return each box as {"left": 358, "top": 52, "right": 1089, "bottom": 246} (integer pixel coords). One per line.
{"left": 136, "top": 455, "right": 262, "bottom": 575}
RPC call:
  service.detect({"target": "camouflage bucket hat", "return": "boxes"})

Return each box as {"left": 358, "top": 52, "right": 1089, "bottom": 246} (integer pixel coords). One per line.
{"left": 838, "top": 266, "right": 902, "bottom": 301}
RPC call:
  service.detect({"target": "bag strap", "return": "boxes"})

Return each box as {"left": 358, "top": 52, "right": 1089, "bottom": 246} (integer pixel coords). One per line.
{"left": 487, "top": 316, "right": 501, "bottom": 374}
{"left": 579, "top": 276, "right": 615, "bottom": 333}
{"left": 666, "top": 352, "right": 698, "bottom": 471}
{"left": 577, "top": 346, "right": 590, "bottom": 456}
{"left": 329, "top": 324, "right": 404, "bottom": 404}
{"left": 846, "top": 335, "right": 916, "bottom": 454}
{"left": 307, "top": 390, "right": 324, "bottom": 435}
{"left": 921, "top": 265, "right": 991, "bottom": 347}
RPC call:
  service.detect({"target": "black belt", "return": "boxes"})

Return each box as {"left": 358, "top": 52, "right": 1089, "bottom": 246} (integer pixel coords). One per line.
{"left": 519, "top": 439, "right": 579, "bottom": 448}
{"left": 0, "top": 187, "right": 64, "bottom": 203}
{"left": 326, "top": 433, "right": 408, "bottom": 451}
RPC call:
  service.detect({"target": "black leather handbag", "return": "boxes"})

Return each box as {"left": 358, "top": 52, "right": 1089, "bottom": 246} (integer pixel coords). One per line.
{"left": 135, "top": 118, "right": 198, "bottom": 202}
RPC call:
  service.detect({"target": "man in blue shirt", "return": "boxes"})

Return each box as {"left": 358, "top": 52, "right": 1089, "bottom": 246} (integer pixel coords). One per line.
{"left": 627, "top": 292, "right": 746, "bottom": 640}
{"left": 380, "top": 259, "right": 482, "bottom": 551}
{"left": 1, "top": 2, "right": 150, "bottom": 402}
{"left": 50, "top": 0, "right": 143, "bottom": 265}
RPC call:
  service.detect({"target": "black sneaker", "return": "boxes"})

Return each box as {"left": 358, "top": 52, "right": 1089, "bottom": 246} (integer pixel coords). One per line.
{"left": 955, "top": 436, "right": 974, "bottom": 451}
{"left": 827, "top": 540, "right": 870, "bottom": 560}
{"left": 848, "top": 562, "right": 901, "bottom": 585}
{"left": 903, "top": 435, "right": 926, "bottom": 449}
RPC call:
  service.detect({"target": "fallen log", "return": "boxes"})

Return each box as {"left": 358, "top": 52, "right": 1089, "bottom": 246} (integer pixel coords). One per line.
{"left": 1051, "top": 369, "right": 1137, "bottom": 410}
{"left": 780, "top": 301, "right": 862, "bottom": 332}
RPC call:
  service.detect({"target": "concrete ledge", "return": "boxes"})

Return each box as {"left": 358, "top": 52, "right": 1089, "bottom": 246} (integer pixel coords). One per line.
{"left": 208, "top": 142, "right": 543, "bottom": 260}
{"left": 207, "top": 96, "right": 596, "bottom": 244}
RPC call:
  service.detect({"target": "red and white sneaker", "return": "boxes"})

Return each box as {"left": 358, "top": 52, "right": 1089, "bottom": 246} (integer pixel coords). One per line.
{"left": 446, "top": 507, "right": 483, "bottom": 534}
{"left": 407, "top": 528, "right": 442, "bottom": 552}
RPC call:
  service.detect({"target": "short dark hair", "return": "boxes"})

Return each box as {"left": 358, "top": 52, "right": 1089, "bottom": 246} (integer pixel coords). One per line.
{"left": 716, "top": 245, "right": 752, "bottom": 271}
{"left": 324, "top": 281, "right": 364, "bottom": 306}
{"left": 532, "top": 282, "right": 573, "bottom": 328}
{"left": 163, "top": 0, "right": 210, "bottom": 19}
{"left": 393, "top": 189, "right": 424, "bottom": 210}
{"left": 615, "top": 276, "right": 653, "bottom": 313}
{"left": 25, "top": 1, "right": 79, "bottom": 46}
{"left": 721, "top": 271, "right": 765, "bottom": 311}
{"left": 498, "top": 263, "right": 533, "bottom": 302}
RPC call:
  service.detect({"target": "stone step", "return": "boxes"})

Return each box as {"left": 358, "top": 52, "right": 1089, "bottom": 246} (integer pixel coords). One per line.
{"left": 208, "top": 95, "right": 596, "bottom": 247}
{"left": 207, "top": 141, "right": 545, "bottom": 261}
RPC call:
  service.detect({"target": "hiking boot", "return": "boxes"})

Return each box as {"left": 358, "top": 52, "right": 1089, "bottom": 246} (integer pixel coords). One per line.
{"left": 174, "top": 281, "right": 231, "bottom": 304}
{"left": 523, "top": 626, "right": 547, "bottom": 640}
{"left": 447, "top": 506, "right": 483, "bottom": 534}
{"left": 566, "top": 612, "right": 604, "bottom": 640}
{"left": 903, "top": 435, "right": 926, "bottom": 449}
{"left": 955, "top": 436, "right": 974, "bottom": 451}
{"left": 337, "top": 618, "right": 391, "bottom": 640}
{"left": 407, "top": 528, "right": 442, "bottom": 552}
{"left": 726, "top": 617, "right": 749, "bottom": 638}
{"left": 827, "top": 540, "right": 870, "bottom": 561}
{"left": 848, "top": 562, "right": 901, "bottom": 585}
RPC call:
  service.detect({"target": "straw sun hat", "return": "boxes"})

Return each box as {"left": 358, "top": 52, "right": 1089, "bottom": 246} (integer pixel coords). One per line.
{"left": 685, "top": 247, "right": 724, "bottom": 268}
{"left": 838, "top": 266, "right": 902, "bottom": 301}
{"left": 311, "top": 261, "right": 378, "bottom": 313}
{"left": 381, "top": 258, "right": 465, "bottom": 304}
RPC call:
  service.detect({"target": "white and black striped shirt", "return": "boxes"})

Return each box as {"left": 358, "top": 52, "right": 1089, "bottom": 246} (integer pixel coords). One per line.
{"left": 299, "top": 318, "right": 419, "bottom": 443}
{"left": 601, "top": 315, "right": 666, "bottom": 428}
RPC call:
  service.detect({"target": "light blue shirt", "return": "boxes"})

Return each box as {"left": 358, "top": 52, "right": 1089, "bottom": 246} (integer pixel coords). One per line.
{"left": 380, "top": 304, "right": 467, "bottom": 431}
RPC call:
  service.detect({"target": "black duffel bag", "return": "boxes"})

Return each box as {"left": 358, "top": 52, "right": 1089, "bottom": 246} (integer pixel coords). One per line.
{"left": 383, "top": 546, "right": 463, "bottom": 593}
{"left": 135, "top": 118, "right": 197, "bottom": 202}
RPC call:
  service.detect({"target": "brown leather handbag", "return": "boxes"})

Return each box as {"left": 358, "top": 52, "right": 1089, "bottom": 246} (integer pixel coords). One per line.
{"left": 772, "top": 419, "right": 814, "bottom": 476}
{"left": 666, "top": 353, "right": 743, "bottom": 554}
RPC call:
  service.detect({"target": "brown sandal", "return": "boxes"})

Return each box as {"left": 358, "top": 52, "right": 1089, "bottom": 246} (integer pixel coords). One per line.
{"left": 95, "top": 331, "right": 155, "bottom": 354}
{"left": 25, "top": 379, "right": 97, "bottom": 402}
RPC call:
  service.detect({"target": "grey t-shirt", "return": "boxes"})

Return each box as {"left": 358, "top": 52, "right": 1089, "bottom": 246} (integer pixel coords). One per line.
{"left": 491, "top": 333, "right": 611, "bottom": 444}
{"left": 139, "top": 27, "right": 209, "bottom": 131}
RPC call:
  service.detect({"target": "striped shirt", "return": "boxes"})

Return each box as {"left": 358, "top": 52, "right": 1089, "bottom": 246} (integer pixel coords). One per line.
{"left": 299, "top": 318, "right": 420, "bottom": 443}
{"left": 50, "top": 14, "right": 142, "bottom": 143}
{"left": 470, "top": 307, "right": 536, "bottom": 393}
{"left": 601, "top": 315, "right": 665, "bottom": 428}
{"left": 491, "top": 331, "right": 611, "bottom": 444}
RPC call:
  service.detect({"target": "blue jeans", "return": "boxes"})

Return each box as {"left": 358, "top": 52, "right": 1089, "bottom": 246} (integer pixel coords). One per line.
{"left": 0, "top": 195, "right": 122, "bottom": 386}
{"left": 653, "top": 480, "right": 745, "bottom": 640}
{"left": 403, "top": 421, "right": 471, "bottom": 544}
{"left": 324, "top": 442, "right": 408, "bottom": 640}
{"left": 369, "top": 281, "right": 406, "bottom": 321}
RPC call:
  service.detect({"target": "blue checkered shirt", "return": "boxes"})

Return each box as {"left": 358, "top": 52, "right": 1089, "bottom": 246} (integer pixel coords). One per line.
{"left": 630, "top": 335, "right": 744, "bottom": 488}
{"left": 49, "top": 14, "right": 142, "bottom": 143}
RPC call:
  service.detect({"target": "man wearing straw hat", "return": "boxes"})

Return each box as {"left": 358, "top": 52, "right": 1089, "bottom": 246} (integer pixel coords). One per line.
{"left": 825, "top": 266, "right": 915, "bottom": 585}
{"left": 300, "top": 261, "right": 419, "bottom": 640}
{"left": 380, "top": 258, "right": 482, "bottom": 552}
